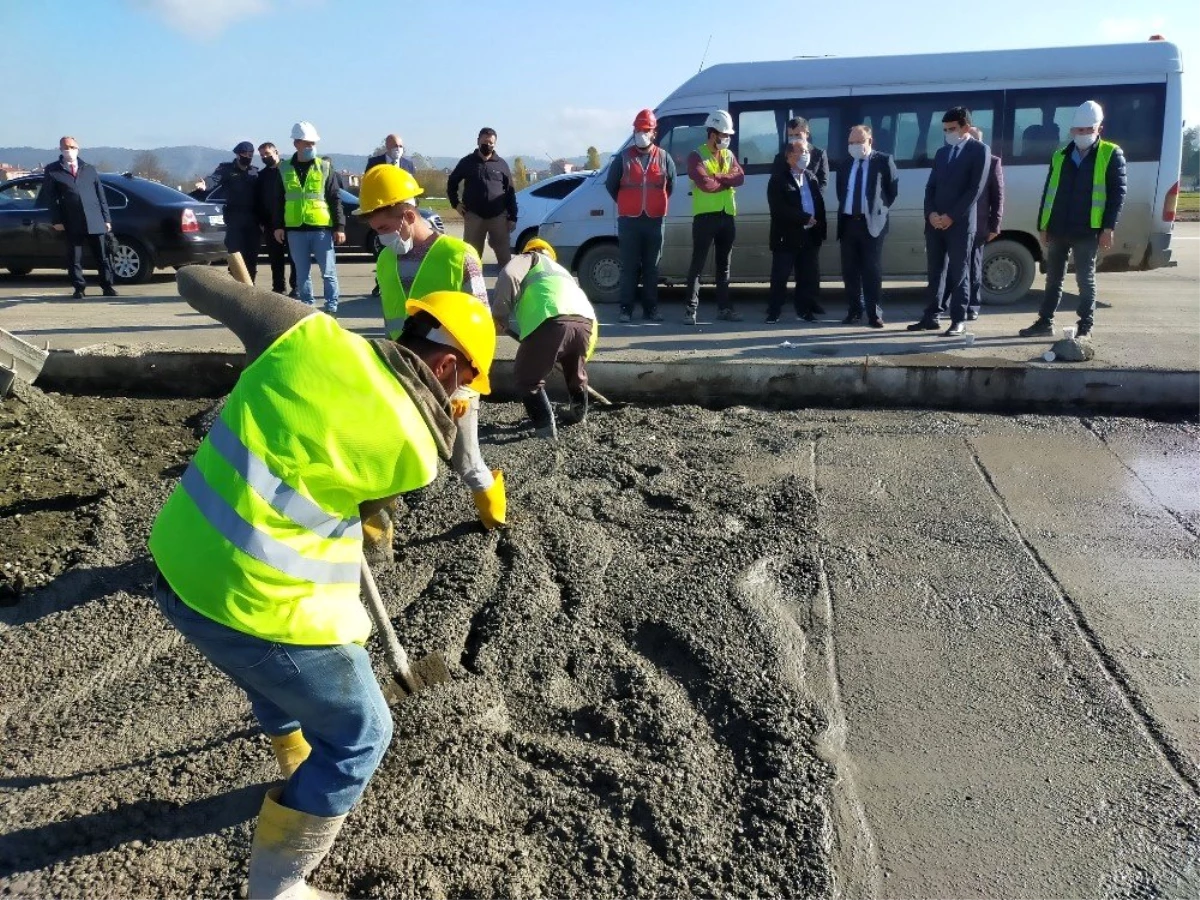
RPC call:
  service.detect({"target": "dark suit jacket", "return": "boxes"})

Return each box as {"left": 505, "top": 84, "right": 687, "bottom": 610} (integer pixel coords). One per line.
{"left": 834, "top": 151, "right": 899, "bottom": 240}
{"left": 924, "top": 138, "right": 990, "bottom": 227}
{"left": 40, "top": 159, "right": 111, "bottom": 236}
{"left": 767, "top": 163, "right": 827, "bottom": 250}
{"left": 366, "top": 154, "right": 416, "bottom": 175}
{"left": 805, "top": 145, "right": 830, "bottom": 190}
{"left": 976, "top": 153, "right": 1004, "bottom": 236}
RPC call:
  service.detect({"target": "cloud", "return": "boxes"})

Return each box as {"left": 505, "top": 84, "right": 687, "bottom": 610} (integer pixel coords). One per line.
{"left": 1098, "top": 16, "right": 1169, "bottom": 41}
{"left": 130, "top": 0, "right": 274, "bottom": 39}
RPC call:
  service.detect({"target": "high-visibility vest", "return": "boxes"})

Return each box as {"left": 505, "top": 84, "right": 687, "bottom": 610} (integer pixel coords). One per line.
{"left": 514, "top": 255, "right": 598, "bottom": 358}
{"left": 280, "top": 158, "right": 332, "bottom": 228}
{"left": 378, "top": 235, "right": 474, "bottom": 339}
{"left": 617, "top": 146, "right": 669, "bottom": 218}
{"left": 691, "top": 144, "right": 737, "bottom": 216}
{"left": 149, "top": 314, "right": 440, "bottom": 646}
{"left": 1038, "top": 139, "right": 1118, "bottom": 231}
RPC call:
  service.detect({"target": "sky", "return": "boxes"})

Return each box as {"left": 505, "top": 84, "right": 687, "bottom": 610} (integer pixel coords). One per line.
{"left": 3, "top": 0, "right": 1197, "bottom": 160}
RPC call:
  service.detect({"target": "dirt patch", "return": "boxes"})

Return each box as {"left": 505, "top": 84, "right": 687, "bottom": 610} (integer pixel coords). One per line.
{"left": 0, "top": 389, "right": 836, "bottom": 898}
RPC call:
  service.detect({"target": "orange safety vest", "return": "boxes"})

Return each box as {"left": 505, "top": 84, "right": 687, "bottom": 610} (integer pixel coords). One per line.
{"left": 616, "top": 146, "right": 669, "bottom": 218}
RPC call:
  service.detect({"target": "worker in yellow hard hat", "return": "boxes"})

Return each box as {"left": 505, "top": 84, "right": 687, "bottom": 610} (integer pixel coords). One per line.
{"left": 149, "top": 267, "right": 496, "bottom": 899}
{"left": 492, "top": 238, "right": 598, "bottom": 438}
{"left": 354, "top": 165, "right": 506, "bottom": 539}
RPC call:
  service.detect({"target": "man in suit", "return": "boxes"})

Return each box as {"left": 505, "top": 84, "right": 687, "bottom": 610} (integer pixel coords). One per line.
{"left": 766, "top": 139, "right": 827, "bottom": 323}
{"left": 908, "top": 107, "right": 991, "bottom": 336}
{"left": 835, "top": 124, "right": 899, "bottom": 328}
{"left": 366, "top": 134, "right": 416, "bottom": 175}
{"left": 785, "top": 117, "right": 830, "bottom": 189}
{"left": 940, "top": 125, "right": 1004, "bottom": 321}
{"left": 40, "top": 136, "right": 116, "bottom": 298}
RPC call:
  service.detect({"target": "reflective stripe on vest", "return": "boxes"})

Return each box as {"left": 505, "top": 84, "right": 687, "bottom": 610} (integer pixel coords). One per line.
{"left": 1039, "top": 140, "right": 1117, "bottom": 231}
{"left": 691, "top": 144, "right": 737, "bottom": 216}
{"left": 617, "top": 146, "right": 668, "bottom": 218}
{"left": 281, "top": 158, "right": 332, "bottom": 228}
{"left": 378, "top": 235, "right": 473, "bottom": 339}
{"left": 149, "top": 313, "right": 441, "bottom": 646}
{"left": 514, "top": 255, "right": 598, "bottom": 357}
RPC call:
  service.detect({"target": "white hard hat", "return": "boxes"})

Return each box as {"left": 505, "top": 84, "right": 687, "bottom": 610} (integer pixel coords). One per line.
{"left": 290, "top": 121, "right": 321, "bottom": 142}
{"left": 704, "top": 109, "right": 735, "bottom": 135}
{"left": 1071, "top": 101, "right": 1103, "bottom": 129}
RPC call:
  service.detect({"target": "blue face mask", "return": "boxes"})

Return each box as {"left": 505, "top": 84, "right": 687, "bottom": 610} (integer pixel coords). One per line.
{"left": 297, "top": 147, "right": 315, "bottom": 162}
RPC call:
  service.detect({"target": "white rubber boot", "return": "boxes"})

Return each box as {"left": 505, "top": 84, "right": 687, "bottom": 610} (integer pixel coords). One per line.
{"left": 247, "top": 788, "right": 346, "bottom": 899}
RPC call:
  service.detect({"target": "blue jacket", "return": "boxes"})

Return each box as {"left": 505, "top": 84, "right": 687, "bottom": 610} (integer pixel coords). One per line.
{"left": 211, "top": 160, "right": 259, "bottom": 225}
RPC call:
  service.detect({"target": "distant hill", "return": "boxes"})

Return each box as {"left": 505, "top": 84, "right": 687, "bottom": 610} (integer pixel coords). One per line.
{"left": 1, "top": 146, "right": 601, "bottom": 186}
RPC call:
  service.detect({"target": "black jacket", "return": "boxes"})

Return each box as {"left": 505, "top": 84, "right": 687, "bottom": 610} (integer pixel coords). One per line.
{"left": 366, "top": 154, "right": 416, "bottom": 175}
{"left": 447, "top": 151, "right": 518, "bottom": 220}
{"left": 805, "top": 145, "right": 830, "bottom": 190}
{"left": 1038, "top": 142, "right": 1127, "bottom": 235}
{"left": 211, "top": 160, "right": 259, "bottom": 225}
{"left": 767, "top": 156, "right": 827, "bottom": 250}
{"left": 40, "top": 159, "right": 111, "bottom": 236}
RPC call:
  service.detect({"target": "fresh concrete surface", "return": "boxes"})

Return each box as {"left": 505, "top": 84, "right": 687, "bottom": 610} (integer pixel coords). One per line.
{"left": 1, "top": 223, "right": 1197, "bottom": 374}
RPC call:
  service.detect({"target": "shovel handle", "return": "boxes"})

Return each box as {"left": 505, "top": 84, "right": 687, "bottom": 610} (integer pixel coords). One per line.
{"left": 359, "top": 559, "right": 420, "bottom": 694}
{"left": 227, "top": 251, "right": 253, "bottom": 286}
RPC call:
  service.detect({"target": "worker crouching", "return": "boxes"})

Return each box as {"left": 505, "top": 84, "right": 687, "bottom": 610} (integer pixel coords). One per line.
{"left": 492, "top": 238, "right": 598, "bottom": 438}
{"left": 148, "top": 269, "right": 495, "bottom": 899}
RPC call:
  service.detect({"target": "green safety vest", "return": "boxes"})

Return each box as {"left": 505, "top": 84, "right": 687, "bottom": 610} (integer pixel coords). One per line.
{"left": 1038, "top": 139, "right": 1118, "bottom": 231}
{"left": 514, "top": 255, "right": 598, "bottom": 358}
{"left": 691, "top": 144, "right": 737, "bottom": 216}
{"left": 149, "top": 313, "right": 439, "bottom": 646}
{"left": 377, "top": 235, "right": 474, "bottom": 340}
{"left": 280, "top": 158, "right": 332, "bottom": 228}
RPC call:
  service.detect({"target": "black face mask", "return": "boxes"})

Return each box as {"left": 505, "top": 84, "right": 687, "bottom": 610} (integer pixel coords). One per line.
{"left": 478, "top": 143, "right": 495, "bottom": 156}
{"left": 237, "top": 155, "right": 253, "bottom": 168}
{"left": 260, "top": 156, "right": 277, "bottom": 168}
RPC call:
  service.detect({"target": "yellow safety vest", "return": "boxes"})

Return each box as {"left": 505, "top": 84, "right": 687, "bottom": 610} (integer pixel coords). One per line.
{"left": 691, "top": 144, "right": 737, "bottom": 216}
{"left": 1039, "top": 140, "right": 1118, "bottom": 231}
{"left": 281, "top": 158, "right": 332, "bottom": 228}
{"left": 514, "top": 255, "right": 598, "bottom": 358}
{"left": 149, "top": 314, "right": 439, "bottom": 645}
{"left": 378, "top": 235, "right": 474, "bottom": 340}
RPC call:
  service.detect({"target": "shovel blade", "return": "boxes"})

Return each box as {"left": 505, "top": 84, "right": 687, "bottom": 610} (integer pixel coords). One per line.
{"left": 383, "top": 651, "right": 452, "bottom": 703}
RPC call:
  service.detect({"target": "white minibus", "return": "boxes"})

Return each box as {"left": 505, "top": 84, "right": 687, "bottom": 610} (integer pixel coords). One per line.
{"left": 537, "top": 39, "right": 1183, "bottom": 305}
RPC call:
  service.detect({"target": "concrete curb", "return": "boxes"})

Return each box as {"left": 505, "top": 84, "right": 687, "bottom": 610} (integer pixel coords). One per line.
{"left": 33, "top": 350, "right": 1200, "bottom": 417}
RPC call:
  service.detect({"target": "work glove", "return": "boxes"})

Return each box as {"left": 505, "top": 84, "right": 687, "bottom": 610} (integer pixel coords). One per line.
{"left": 363, "top": 507, "right": 395, "bottom": 565}
{"left": 472, "top": 470, "right": 507, "bottom": 529}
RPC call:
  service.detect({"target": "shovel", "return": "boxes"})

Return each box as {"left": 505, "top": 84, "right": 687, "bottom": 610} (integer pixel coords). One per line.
{"left": 360, "top": 559, "right": 451, "bottom": 701}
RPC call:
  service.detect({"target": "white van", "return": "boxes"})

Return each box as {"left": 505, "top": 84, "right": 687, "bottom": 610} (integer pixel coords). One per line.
{"left": 537, "top": 39, "right": 1183, "bottom": 305}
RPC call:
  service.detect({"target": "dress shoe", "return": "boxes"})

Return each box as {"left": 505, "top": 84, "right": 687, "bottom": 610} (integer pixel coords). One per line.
{"left": 906, "top": 319, "right": 940, "bottom": 331}
{"left": 942, "top": 322, "right": 966, "bottom": 336}
{"left": 966, "top": 310, "right": 979, "bottom": 321}
{"left": 868, "top": 318, "right": 885, "bottom": 329}
{"left": 70, "top": 288, "right": 85, "bottom": 299}
{"left": 842, "top": 313, "right": 863, "bottom": 325}
{"left": 102, "top": 287, "right": 118, "bottom": 297}
{"left": 765, "top": 314, "right": 780, "bottom": 325}
{"left": 800, "top": 311, "right": 817, "bottom": 322}
{"left": 812, "top": 303, "right": 826, "bottom": 315}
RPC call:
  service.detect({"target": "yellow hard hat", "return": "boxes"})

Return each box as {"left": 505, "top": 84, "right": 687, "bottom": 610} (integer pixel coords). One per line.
{"left": 356, "top": 165, "right": 423, "bottom": 216}
{"left": 405, "top": 291, "right": 495, "bottom": 394}
{"left": 523, "top": 237, "right": 557, "bottom": 261}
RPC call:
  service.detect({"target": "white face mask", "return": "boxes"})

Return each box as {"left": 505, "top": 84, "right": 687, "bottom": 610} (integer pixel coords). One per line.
{"left": 716, "top": 137, "right": 731, "bottom": 151}
{"left": 380, "top": 224, "right": 413, "bottom": 255}
{"left": 388, "top": 147, "right": 403, "bottom": 161}
{"left": 1073, "top": 132, "right": 1098, "bottom": 151}
{"left": 61, "top": 148, "right": 78, "bottom": 163}
{"left": 848, "top": 144, "right": 867, "bottom": 160}
{"left": 633, "top": 131, "right": 653, "bottom": 149}
{"left": 945, "top": 130, "right": 969, "bottom": 146}
{"left": 796, "top": 152, "right": 811, "bottom": 169}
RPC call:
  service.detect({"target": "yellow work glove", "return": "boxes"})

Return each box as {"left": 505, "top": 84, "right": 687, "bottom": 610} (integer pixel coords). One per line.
{"left": 363, "top": 507, "right": 394, "bottom": 565}
{"left": 472, "top": 470, "right": 507, "bottom": 529}
{"left": 450, "top": 397, "right": 471, "bottom": 419}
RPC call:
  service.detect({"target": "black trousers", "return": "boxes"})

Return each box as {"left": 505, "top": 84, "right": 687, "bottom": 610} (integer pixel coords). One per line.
{"left": 264, "top": 230, "right": 296, "bottom": 294}
{"left": 685, "top": 211, "right": 736, "bottom": 312}
{"left": 65, "top": 234, "right": 114, "bottom": 290}
{"left": 839, "top": 216, "right": 885, "bottom": 321}
{"left": 768, "top": 242, "right": 820, "bottom": 317}
{"left": 224, "top": 223, "right": 262, "bottom": 284}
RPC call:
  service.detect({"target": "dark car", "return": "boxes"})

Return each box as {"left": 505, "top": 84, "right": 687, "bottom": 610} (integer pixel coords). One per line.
{"left": 201, "top": 184, "right": 444, "bottom": 255}
{"left": 0, "top": 173, "right": 226, "bottom": 284}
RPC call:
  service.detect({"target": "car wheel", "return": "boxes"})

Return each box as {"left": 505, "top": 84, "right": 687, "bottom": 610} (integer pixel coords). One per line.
{"left": 576, "top": 242, "right": 621, "bottom": 304}
{"left": 109, "top": 236, "right": 154, "bottom": 284}
{"left": 5, "top": 266, "right": 32, "bottom": 277}
{"left": 514, "top": 228, "right": 538, "bottom": 254}
{"left": 981, "top": 238, "right": 1036, "bottom": 305}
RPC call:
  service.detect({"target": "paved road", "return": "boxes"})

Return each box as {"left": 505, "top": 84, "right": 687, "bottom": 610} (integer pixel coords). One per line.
{"left": 1, "top": 224, "right": 1197, "bottom": 374}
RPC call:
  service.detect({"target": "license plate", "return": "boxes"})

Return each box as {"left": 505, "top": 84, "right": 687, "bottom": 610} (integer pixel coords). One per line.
{"left": 209, "top": 215, "right": 224, "bottom": 226}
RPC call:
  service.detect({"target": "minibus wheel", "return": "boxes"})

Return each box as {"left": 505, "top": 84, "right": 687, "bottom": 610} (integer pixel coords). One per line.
{"left": 981, "top": 238, "right": 1036, "bottom": 305}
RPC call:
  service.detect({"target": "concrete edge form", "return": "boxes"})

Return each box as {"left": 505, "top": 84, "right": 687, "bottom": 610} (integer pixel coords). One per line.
{"left": 33, "top": 350, "right": 1200, "bottom": 417}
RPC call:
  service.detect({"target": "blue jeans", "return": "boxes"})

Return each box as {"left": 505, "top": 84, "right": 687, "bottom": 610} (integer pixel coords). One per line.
{"left": 617, "top": 215, "right": 664, "bottom": 316}
{"left": 286, "top": 229, "right": 339, "bottom": 311}
{"left": 153, "top": 573, "right": 392, "bottom": 817}
{"left": 1039, "top": 233, "right": 1100, "bottom": 327}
